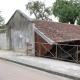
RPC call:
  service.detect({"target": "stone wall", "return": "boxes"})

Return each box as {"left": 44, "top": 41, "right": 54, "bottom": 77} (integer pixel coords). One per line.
{"left": 0, "top": 29, "right": 7, "bottom": 50}
{"left": 6, "top": 11, "right": 35, "bottom": 55}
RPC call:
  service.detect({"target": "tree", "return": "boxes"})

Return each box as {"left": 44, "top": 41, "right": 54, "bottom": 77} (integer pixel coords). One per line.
{"left": 0, "top": 12, "right": 5, "bottom": 29}
{"left": 52, "top": 0, "right": 80, "bottom": 24}
{"left": 77, "top": 13, "right": 80, "bottom": 25}
{"left": 26, "top": 1, "right": 52, "bottom": 20}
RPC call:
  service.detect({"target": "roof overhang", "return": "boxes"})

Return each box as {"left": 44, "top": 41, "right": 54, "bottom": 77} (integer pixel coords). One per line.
{"left": 34, "top": 27, "right": 55, "bottom": 45}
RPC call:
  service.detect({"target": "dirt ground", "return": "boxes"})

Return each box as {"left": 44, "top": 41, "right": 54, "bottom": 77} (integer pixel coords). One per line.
{"left": 0, "top": 50, "right": 27, "bottom": 56}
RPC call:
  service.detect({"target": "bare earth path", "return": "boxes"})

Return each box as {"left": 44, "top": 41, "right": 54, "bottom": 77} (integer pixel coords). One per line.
{"left": 0, "top": 59, "right": 72, "bottom": 80}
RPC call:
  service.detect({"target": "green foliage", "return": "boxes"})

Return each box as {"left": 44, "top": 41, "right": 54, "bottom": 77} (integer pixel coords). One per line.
{"left": 0, "top": 24, "right": 6, "bottom": 29}
{"left": 0, "top": 12, "right": 5, "bottom": 29}
{"left": 77, "top": 13, "right": 80, "bottom": 25}
{"left": 26, "top": 1, "right": 52, "bottom": 20}
{"left": 52, "top": 0, "right": 80, "bottom": 24}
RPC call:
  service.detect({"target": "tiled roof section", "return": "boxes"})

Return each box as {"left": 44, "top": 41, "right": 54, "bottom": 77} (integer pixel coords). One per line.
{"left": 34, "top": 20, "right": 80, "bottom": 43}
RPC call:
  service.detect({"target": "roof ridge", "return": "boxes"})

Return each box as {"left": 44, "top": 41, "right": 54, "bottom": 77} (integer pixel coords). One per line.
{"left": 6, "top": 9, "right": 33, "bottom": 25}
{"left": 16, "top": 9, "right": 33, "bottom": 21}
{"left": 35, "top": 19, "right": 80, "bottom": 27}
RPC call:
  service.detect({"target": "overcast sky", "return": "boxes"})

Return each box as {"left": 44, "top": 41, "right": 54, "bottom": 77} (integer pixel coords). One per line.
{"left": 0, "top": 0, "right": 57, "bottom": 23}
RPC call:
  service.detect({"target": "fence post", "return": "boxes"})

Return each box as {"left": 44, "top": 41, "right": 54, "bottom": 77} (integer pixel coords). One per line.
{"left": 56, "top": 44, "right": 58, "bottom": 58}
{"left": 76, "top": 46, "right": 78, "bottom": 63}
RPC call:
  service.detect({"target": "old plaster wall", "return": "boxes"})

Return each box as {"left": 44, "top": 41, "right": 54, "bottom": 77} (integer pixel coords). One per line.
{"left": 6, "top": 11, "right": 35, "bottom": 55}
{"left": 0, "top": 29, "right": 7, "bottom": 49}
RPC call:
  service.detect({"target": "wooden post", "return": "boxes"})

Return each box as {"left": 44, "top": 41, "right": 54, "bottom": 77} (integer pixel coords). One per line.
{"left": 27, "top": 43, "right": 28, "bottom": 55}
{"left": 39, "top": 43, "right": 41, "bottom": 57}
{"left": 56, "top": 44, "right": 57, "bottom": 59}
{"left": 76, "top": 46, "right": 78, "bottom": 63}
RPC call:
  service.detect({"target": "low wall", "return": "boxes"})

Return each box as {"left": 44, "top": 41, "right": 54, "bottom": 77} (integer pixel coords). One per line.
{"left": 0, "top": 29, "right": 7, "bottom": 50}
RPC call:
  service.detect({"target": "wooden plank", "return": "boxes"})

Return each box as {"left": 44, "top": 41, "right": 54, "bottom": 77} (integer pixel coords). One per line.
{"left": 35, "top": 32, "right": 52, "bottom": 56}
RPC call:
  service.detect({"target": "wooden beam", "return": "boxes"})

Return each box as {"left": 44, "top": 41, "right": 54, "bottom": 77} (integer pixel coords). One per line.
{"left": 41, "top": 43, "right": 56, "bottom": 58}
{"left": 58, "top": 45, "right": 76, "bottom": 62}
{"left": 56, "top": 44, "right": 58, "bottom": 58}
{"left": 39, "top": 43, "right": 41, "bottom": 57}
{"left": 76, "top": 46, "right": 78, "bottom": 63}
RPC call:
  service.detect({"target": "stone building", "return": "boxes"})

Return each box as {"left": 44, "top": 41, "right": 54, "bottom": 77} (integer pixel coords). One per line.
{"left": 6, "top": 10, "right": 35, "bottom": 55}
{"left": 6, "top": 10, "right": 80, "bottom": 62}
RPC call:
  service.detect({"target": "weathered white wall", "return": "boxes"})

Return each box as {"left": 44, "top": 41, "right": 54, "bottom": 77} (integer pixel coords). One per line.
{"left": 6, "top": 10, "right": 35, "bottom": 55}
{"left": 0, "top": 32, "right": 7, "bottom": 49}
